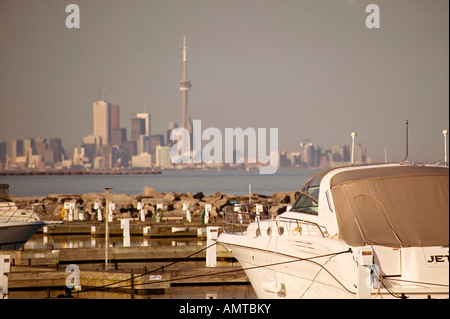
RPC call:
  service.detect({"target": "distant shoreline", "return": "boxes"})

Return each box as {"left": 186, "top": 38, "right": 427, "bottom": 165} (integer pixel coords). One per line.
{"left": 1, "top": 167, "right": 319, "bottom": 199}
{"left": 0, "top": 170, "right": 162, "bottom": 176}
{"left": 0, "top": 166, "right": 320, "bottom": 177}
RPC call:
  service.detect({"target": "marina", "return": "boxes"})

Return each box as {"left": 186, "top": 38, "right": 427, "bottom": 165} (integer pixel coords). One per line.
{"left": 3, "top": 220, "right": 254, "bottom": 299}
{"left": 1, "top": 163, "right": 448, "bottom": 300}
{"left": 1, "top": 0, "right": 447, "bottom": 306}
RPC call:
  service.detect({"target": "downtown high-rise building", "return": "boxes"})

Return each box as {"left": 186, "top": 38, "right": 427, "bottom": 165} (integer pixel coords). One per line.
{"left": 110, "top": 104, "right": 120, "bottom": 130}
{"left": 11, "top": 139, "right": 24, "bottom": 164}
{"left": 135, "top": 113, "right": 151, "bottom": 137}
{"left": 93, "top": 100, "right": 111, "bottom": 146}
{"left": 131, "top": 116, "right": 146, "bottom": 142}
{"left": 166, "top": 122, "right": 178, "bottom": 146}
{"left": 156, "top": 144, "right": 171, "bottom": 168}
{"left": 0, "top": 142, "right": 7, "bottom": 167}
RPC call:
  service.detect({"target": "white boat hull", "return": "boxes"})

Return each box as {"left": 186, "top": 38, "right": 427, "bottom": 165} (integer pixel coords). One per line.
{"left": 0, "top": 221, "right": 46, "bottom": 250}
{"left": 219, "top": 232, "right": 356, "bottom": 299}
{"left": 218, "top": 232, "right": 449, "bottom": 299}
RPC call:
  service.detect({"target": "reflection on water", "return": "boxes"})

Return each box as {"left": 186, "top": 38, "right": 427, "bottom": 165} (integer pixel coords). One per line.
{"left": 24, "top": 233, "right": 204, "bottom": 250}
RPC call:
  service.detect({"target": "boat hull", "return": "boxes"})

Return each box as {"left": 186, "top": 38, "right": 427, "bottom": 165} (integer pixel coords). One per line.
{"left": 218, "top": 232, "right": 449, "bottom": 299}
{"left": 0, "top": 221, "right": 46, "bottom": 250}
{"left": 218, "top": 232, "right": 357, "bottom": 299}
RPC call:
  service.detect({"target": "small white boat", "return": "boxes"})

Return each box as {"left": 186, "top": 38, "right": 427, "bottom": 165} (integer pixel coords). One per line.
{"left": 217, "top": 164, "right": 449, "bottom": 299}
{"left": 0, "top": 184, "right": 57, "bottom": 250}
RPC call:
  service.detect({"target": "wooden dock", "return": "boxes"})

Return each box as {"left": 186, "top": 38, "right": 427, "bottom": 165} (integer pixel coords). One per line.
{"left": 8, "top": 265, "right": 247, "bottom": 295}
{"left": 40, "top": 220, "right": 219, "bottom": 238}
{"left": 5, "top": 244, "right": 234, "bottom": 267}
{"left": 3, "top": 221, "right": 250, "bottom": 298}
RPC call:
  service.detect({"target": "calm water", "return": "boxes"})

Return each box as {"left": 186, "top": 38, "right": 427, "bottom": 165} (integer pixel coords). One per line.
{"left": 24, "top": 233, "right": 205, "bottom": 250}
{"left": 1, "top": 168, "right": 320, "bottom": 197}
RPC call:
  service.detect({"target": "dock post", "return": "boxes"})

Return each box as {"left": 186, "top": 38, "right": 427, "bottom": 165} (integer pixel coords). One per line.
{"left": 156, "top": 204, "right": 163, "bottom": 223}
{"left": 138, "top": 202, "right": 145, "bottom": 222}
{"left": 234, "top": 204, "right": 243, "bottom": 224}
{"left": 256, "top": 204, "right": 263, "bottom": 222}
{"left": 206, "top": 227, "right": 219, "bottom": 267}
{"left": 183, "top": 203, "right": 191, "bottom": 223}
{"left": 64, "top": 202, "right": 72, "bottom": 221}
{"left": 204, "top": 204, "right": 212, "bottom": 224}
{"left": 73, "top": 203, "right": 79, "bottom": 221}
{"left": 143, "top": 226, "right": 151, "bottom": 236}
{"left": 95, "top": 202, "right": 102, "bottom": 222}
{"left": 108, "top": 202, "right": 115, "bottom": 222}
{"left": 121, "top": 219, "right": 131, "bottom": 247}
{"left": 0, "top": 255, "right": 10, "bottom": 299}
{"left": 104, "top": 188, "right": 113, "bottom": 270}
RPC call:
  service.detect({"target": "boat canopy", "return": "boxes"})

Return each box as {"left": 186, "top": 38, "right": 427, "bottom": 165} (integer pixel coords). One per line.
{"left": 330, "top": 166, "right": 449, "bottom": 248}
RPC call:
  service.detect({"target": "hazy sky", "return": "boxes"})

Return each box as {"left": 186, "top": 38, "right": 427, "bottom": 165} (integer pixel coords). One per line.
{"left": 0, "top": 0, "right": 448, "bottom": 163}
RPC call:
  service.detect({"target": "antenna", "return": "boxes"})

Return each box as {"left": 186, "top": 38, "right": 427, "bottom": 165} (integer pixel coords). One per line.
{"left": 351, "top": 131, "right": 357, "bottom": 165}
{"left": 443, "top": 129, "right": 448, "bottom": 166}
{"left": 401, "top": 120, "right": 409, "bottom": 163}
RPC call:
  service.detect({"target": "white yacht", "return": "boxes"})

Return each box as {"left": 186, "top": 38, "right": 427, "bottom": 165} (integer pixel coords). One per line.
{"left": 0, "top": 184, "right": 51, "bottom": 250}
{"left": 217, "top": 164, "right": 449, "bottom": 299}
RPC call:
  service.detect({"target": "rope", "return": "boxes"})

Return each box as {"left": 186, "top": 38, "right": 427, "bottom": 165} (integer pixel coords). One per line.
{"left": 372, "top": 265, "right": 403, "bottom": 299}
{"left": 88, "top": 249, "right": 353, "bottom": 292}
{"left": 75, "top": 241, "right": 218, "bottom": 294}
{"left": 70, "top": 244, "right": 447, "bottom": 298}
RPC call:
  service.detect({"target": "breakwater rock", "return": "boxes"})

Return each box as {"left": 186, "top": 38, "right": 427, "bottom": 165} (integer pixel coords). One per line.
{"left": 11, "top": 187, "right": 300, "bottom": 222}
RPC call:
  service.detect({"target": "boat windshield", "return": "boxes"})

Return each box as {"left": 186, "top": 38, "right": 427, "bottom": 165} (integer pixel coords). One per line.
{"left": 290, "top": 177, "right": 321, "bottom": 215}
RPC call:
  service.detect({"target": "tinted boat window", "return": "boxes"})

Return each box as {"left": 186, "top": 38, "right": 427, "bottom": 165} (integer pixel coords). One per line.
{"left": 291, "top": 177, "right": 320, "bottom": 215}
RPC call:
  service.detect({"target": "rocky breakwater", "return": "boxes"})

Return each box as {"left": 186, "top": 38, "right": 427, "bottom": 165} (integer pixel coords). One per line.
{"left": 10, "top": 187, "right": 300, "bottom": 222}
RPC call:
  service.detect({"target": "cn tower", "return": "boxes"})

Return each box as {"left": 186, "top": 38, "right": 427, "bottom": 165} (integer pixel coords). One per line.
{"left": 179, "top": 36, "right": 192, "bottom": 133}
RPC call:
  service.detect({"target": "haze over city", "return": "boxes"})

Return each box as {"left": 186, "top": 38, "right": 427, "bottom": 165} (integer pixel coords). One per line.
{"left": 1, "top": 0, "right": 448, "bottom": 164}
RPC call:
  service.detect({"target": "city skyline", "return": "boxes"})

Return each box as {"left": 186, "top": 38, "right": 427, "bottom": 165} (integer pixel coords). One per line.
{"left": 0, "top": 1, "right": 448, "bottom": 164}
{"left": 0, "top": 92, "right": 371, "bottom": 171}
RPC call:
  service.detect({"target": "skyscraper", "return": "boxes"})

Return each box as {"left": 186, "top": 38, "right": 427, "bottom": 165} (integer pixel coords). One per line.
{"left": 0, "top": 142, "right": 7, "bottom": 167}
{"left": 93, "top": 100, "right": 111, "bottom": 145}
{"left": 131, "top": 116, "right": 146, "bottom": 142}
{"left": 49, "top": 138, "right": 64, "bottom": 163}
{"left": 156, "top": 145, "right": 171, "bottom": 168}
{"left": 11, "top": 139, "right": 23, "bottom": 165}
{"left": 110, "top": 104, "right": 120, "bottom": 130}
{"left": 135, "top": 113, "right": 151, "bottom": 136}
{"left": 179, "top": 36, "right": 192, "bottom": 134}
{"left": 167, "top": 122, "right": 178, "bottom": 146}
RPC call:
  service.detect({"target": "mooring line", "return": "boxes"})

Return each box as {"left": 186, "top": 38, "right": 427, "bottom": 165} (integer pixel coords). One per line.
{"left": 93, "top": 248, "right": 353, "bottom": 292}
{"left": 75, "top": 241, "right": 218, "bottom": 294}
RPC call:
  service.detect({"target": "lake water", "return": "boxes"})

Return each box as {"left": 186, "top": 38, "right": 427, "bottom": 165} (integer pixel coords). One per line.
{"left": 1, "top": 168, "right": 320, "bottom": 197}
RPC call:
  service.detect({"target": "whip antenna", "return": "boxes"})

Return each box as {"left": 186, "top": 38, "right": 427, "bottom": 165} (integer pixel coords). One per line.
{"left": 401, "top": 120, "right": 409, "bottom": 163}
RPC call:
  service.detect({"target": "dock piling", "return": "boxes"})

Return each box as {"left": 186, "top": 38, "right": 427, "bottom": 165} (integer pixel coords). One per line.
{"left": 0, "top": 255, "right": 10, "bottom": 299}
{"left": 121, "top": 219, "right": 131, "bottom": 247}
{"left": 206, "top": 226, "right": 219, "bottom": 267}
